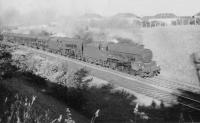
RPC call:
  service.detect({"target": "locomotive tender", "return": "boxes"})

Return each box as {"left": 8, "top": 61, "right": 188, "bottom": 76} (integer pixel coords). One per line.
{"left": 0, "top": 33, "right": 160, "bottom": 78}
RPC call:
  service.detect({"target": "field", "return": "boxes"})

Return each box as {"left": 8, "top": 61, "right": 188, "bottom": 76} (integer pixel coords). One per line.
{"left": 142, "top": 25, "right": 200, "bottom": 86}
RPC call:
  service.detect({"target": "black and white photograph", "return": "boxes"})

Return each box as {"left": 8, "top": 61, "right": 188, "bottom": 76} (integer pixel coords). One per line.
{"left": 0, "top": 0, "right": 200, "bottom": 122}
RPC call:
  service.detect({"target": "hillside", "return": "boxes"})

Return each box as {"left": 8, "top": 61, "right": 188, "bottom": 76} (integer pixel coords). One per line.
{"left": 142, "top": 26, "right": 200, "bottom": 86}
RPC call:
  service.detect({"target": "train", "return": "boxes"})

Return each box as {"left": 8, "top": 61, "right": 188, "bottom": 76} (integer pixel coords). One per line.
{"left": 0, "top": 32, "right": 160, "bottom": 78}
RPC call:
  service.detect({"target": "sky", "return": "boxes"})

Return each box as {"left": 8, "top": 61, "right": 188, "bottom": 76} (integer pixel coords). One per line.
{"left": 0, "top": 0, "right": 200, "bottom": 17}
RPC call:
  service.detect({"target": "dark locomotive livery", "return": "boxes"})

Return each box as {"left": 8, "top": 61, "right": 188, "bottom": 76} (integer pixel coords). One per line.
{"left": 0, "top": 33, "right": 160, "bottom": 78}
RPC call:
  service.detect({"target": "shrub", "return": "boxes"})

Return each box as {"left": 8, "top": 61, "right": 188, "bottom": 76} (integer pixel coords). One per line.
{"left": 0, "top": 50, "right": 18, "bottom": 79}
{"left": 22, "top": 71, "right": 48, "bottom": 88}
{"left": 0, "top": 88, "right": 75, "bottom": 123}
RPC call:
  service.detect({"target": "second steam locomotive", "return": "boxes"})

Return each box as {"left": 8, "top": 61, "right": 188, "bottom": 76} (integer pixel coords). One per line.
{"left": 1, "top": 33, "right": 160, "bottom": 78}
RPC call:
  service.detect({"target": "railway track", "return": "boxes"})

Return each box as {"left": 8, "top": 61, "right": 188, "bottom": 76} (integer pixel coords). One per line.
{"left": 151, "top": 76, "right": 200, "bottom": 92}
{"left": 2, "top": 42, "right": 200, "bottom": 111}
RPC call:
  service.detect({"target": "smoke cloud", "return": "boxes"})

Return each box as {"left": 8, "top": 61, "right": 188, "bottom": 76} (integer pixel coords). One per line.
{"left": 0, "top": 0, "right": 142, "bottom": 44}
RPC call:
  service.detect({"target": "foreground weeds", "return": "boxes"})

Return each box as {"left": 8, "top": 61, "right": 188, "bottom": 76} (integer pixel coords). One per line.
{"left": 0, "top": 85, "right": 75, "bottom": 123}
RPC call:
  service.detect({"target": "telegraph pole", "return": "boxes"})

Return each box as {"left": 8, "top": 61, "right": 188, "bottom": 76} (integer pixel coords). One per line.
{"left": 195, "top": 17, "right": 197, "bottom": 25}
{"left": 150, "top": 21, "right": 152, "bottom": 28}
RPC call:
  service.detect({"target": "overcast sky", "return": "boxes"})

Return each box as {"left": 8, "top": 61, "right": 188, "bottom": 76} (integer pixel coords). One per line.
{"left": 0, "top": 0, "right": 200, "bottom": 16}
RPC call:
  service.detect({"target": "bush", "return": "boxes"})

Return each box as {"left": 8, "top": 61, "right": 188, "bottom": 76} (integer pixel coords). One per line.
{"left": 49, "top": 81, "right": 138, "bottom": 122}
{"left": 0, "top": 50, "right": 18, "bottom": 79}
{"left": 0, "top": 83, "right": 75, "bottom": 123}
{"left": 22, "top": 71, "right": 48, "bottom": 88}
{"left": 72, "top": 68, "right": 92, "bottom": 89}
{"left": 82, "top": 85, "right": 136, "bottom": 122}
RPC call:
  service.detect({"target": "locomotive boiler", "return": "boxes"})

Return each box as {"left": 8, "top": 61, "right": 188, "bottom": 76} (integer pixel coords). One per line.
{"left": 100, "top": 42, "right": 160, "bottom": 77}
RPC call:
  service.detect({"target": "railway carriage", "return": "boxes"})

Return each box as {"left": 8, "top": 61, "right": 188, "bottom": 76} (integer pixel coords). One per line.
{"left": 47, "top": 37, "right": 84, "bottom": 58}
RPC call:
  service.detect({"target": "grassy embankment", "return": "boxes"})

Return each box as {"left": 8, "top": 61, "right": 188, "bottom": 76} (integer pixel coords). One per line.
{"left": 1, "top": 44, "right": 200, "bottom": 123}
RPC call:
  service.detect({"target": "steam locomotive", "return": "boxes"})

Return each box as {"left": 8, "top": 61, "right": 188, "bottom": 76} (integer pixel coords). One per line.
{"left": 0, "top": 33, "right": 160, "bottom": 78}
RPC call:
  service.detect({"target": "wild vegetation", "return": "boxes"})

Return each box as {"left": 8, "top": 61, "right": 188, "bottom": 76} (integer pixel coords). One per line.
{"left": 0, "top": 51, "right": 76, "bottom": 123}
{"left": 1, "top": 45, "right": 200, "bottom": 123}
{"left": 0, "top": 86, "right": 75, "bottom": 123}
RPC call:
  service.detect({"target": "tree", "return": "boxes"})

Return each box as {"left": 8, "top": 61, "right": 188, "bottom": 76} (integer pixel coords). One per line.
{"left": 55, "top": 62, "right": 68, "bottom": 86}
{"left": 160, "top": 100, "right": 165, "bottom": 109}
{"left": 72, "top": 68, "right": 92, "bottom": 89}
{"left": 0, "top": 49, "right": 17, "bottom": 79}
{"left": 151, "top": 100, "right": 157, "bottom": 109}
